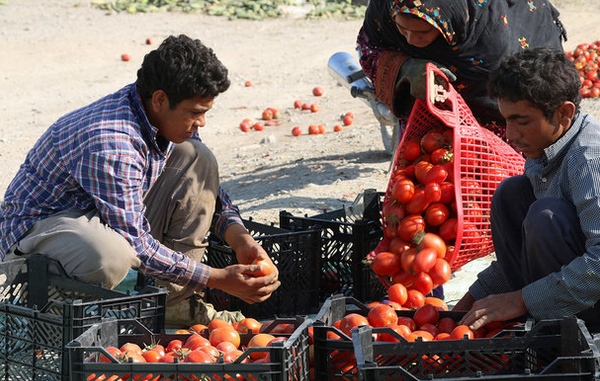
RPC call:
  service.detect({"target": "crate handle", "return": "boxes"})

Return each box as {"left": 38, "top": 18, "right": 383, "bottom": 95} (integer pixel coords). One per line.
{"left": 425, "top": 63, "right": 460, "bottom": 128}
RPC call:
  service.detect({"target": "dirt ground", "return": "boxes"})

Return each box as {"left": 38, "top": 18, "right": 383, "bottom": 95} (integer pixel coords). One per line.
{"left": 2, "top": 0, "right": 600, "bottom": 303}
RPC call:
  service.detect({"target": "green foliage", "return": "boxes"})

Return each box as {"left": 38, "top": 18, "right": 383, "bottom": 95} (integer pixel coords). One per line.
{"left": 90, "top": 0, "right": 366, "bottom": 20}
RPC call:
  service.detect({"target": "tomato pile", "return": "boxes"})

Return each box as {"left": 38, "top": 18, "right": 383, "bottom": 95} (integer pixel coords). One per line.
{"left": 566, "top": 41, "right": 600, "bottom": 98}
{"left": 323, "top": 302, "right": 521, "bottom": 377}
{"left": 368, "top": 126, "right": 460, "bottom": 304}
{"left": 237, "top": 85, "right": 352, "bottom": 136}
{"left": 92, "top": 317, "right": 310, "bottom": 381}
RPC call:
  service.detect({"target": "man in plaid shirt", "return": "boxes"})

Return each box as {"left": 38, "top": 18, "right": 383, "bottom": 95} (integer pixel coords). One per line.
{"left": 0, "top": 35, "right": 280, "bottom": 326}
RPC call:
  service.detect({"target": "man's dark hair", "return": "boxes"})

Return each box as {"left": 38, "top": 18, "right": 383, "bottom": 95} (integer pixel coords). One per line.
{"left": 488, "top": 47, "right": 581, "bottom": 119}
{"left": 136, "top": 35, "right": 230, "bottom": 108}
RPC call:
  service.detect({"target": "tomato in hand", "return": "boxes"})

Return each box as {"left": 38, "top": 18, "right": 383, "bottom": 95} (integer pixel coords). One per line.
{"left": 248, "top": 258, "right": 276, "bottom": 277}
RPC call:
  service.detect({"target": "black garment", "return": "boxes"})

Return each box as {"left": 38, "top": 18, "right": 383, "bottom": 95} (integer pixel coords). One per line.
{"left": 361, "top": 0, "right": 566, "bottom": 125}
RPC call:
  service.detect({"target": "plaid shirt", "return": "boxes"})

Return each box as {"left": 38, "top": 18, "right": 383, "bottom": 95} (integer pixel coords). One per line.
{"left": 470, "top": 112, "right": 600, "bottom": 319}
{"left": 0, "top": 83, "right": 243, "bottom": 291}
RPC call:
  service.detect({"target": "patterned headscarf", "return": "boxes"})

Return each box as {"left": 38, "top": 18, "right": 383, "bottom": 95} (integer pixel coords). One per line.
{"left": 362, "top": 0, "right": 566, "bottom": 124}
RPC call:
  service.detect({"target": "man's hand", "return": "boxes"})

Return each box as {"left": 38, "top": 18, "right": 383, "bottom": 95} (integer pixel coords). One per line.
{"left": 206, "top": 265, "right": 280, "bottom": 304}
{"left": 219, "top": 223, "right": 280, "bottom": 302}
{"left": 458, "top": 290, "right": 527, "bottom": 330}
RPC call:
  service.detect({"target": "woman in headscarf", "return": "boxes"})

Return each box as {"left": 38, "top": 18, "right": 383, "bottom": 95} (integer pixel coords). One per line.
{"left": 358, "top": 0, "right": 567, "bottom": 139}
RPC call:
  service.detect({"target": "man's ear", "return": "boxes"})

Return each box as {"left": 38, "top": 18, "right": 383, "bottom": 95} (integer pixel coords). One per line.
{"left": 149, "top": 90, "right": 169, "bottom": 113}
{"left": 556, "top": 101, "right": 576, "bottom": 128}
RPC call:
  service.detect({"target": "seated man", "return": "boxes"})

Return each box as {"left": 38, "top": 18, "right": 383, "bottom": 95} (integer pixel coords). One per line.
{"left": 0, "top": 34, "right": 280, "bottom": 327}
{"left": 454, "top": 47, "right": 600, "bottom": 329}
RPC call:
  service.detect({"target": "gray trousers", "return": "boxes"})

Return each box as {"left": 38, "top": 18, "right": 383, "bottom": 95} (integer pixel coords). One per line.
{"left": 6, "top": 139, "right": 218, "bottom": 296}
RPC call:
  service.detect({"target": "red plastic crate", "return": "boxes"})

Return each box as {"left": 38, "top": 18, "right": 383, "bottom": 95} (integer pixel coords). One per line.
{"left": 381, "top": 64, "right": 525, "bottom": 271}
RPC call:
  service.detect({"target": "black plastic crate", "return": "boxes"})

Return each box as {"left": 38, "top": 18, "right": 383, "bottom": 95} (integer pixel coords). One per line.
{"left": 312, "top": 294, "right": 534, "bottom": 381}
{"left": 0, "top": 255, "right": 167, "bottom": 381}
{"left": 279, "top": 189, "right": 386, "bottom": 304}
{"left": 353, "top": 316, "right": 600, "bottom": 381}
{"left": 203, "top": 219, "right": 322, "bottom": 320}
{"left": 68, "top": 316, "right": 312, "bottom": 381}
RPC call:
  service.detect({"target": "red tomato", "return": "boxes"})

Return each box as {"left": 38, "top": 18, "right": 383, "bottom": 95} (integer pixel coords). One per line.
{"left": 312, "top": 86, "right": 324, "bottom": 96}
{"left": 209, "top": 326, "right": 241, "bottom": 349}
{"left": 400, "top": 140, "right": 422, "bottom": 162}
{"left": 367, "top": 304, "right": 398, "bottom": 327}
{"left": 378, "top": 323, "right": 411, "bottom": 342}
{"left": 425, "top": 203, "right": 450, "bottom": 227}
{"left": 99, "top": 347, "right": 123, "bottom": 363}
{"left": 414, "top": 161, "right": 434, "bottom": 184}
{"left": 419, "top": 323, "right": 439, "bottom": 338}
{"left": 121, "top": 53, "right": 131, "bottom": 62}
{"left": 411, "top": 248, "right": 438, "bottom": 273}
{"left": 450, "top": 325, "right": 474, "bottom": 340}
{"left": 165, "top": 340, "right": 183, "bottom": 354}
{"left": 333, "top": 124, "right": 343, "bottom": 132}
{"left": 248, "top": 258, "right": 276, "bottom": 277}
{"left": 308, "top": 124, "right": 319, "bottom": 134}
{"left": 413, "top": 303, "right": 440, "bottom": 327}
{"left": 400, "top": 248, "right": 417, "bottom": 273}
{"left": 293, "top": 99, "right": 303, "bottom": 109}
{"left": 120, "top": 343, "right": 143, "bottom": 357}
{"left": 382, "top": 201, "right": 406, "bottom": 226}
{"left": 236, "top": 318, "right": 262, "bottom": 334}
{"left": 371, "top": 252, "right": 401, "bottom": 276}
{"left": 439, "top": 218, "right": 458, "bottom": 241}
{"left": 592, "top": 86, "right": 600, "bottom": 98}
{"left": 388, "top": 282, "right": 408, "bottom": 305}
{"left": 398, "top": 215, "right": 425, "bottom": 241}
{"left": 185, "top": 350, "right": 213, "bottom": 363}
{"left": 415, "top": 232, "right": 447, "bottom": 259}
{"left": 262, "top": 109, "right": 273, "bottom": 120}
{"left": 436, "top": 317, "right": 457, "bottom": 334}
{"left": 424, "top": 182, "right": 442, "bottom": 203}
{"left": 391, "top": 270, "right": 415, "bottom": 288}
{"left": 142, "top": 349, "right": 162, "bottom": 363}
{"left": 291, "top": 126, "right": 302, "bottom": 136}
{"left": 339, "top": 313, "right": 370, "bottom": 337}
{"left": 389, "top": 238, "right": 412, "bottom": 256}
{"left": 413, "top": 271, "right": 434, "bottom": 295}
{"left": 404, "top": 289, "right": 426, "bottom": 309}
{"left": 421, "top": 131, "right": 446, "bottom": 153}
{"left": 405, "top": 188, "right": 430, "bottom": 215}
{"left": 429, "top": 258, "right": 452, "bottom": 287}
{"left": 396, "top": 316, "right": 417, "bottom": 331}
{"left": 423, "top": 165, "right": 448, "bottom": 184}
{"left": 430, "top": 148, "right": 451, "bottom": 165}
{"left": 391, "top": 177, "right": 415, "bottom": 204}
{"left": 342, "top": 114, "right": 353, "bottom": 126}
{"left": 424, "top": 297, "right": 448, "bottom": 311}
{"left": 406, "top": 330, "right": 434, "bottom": 342}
